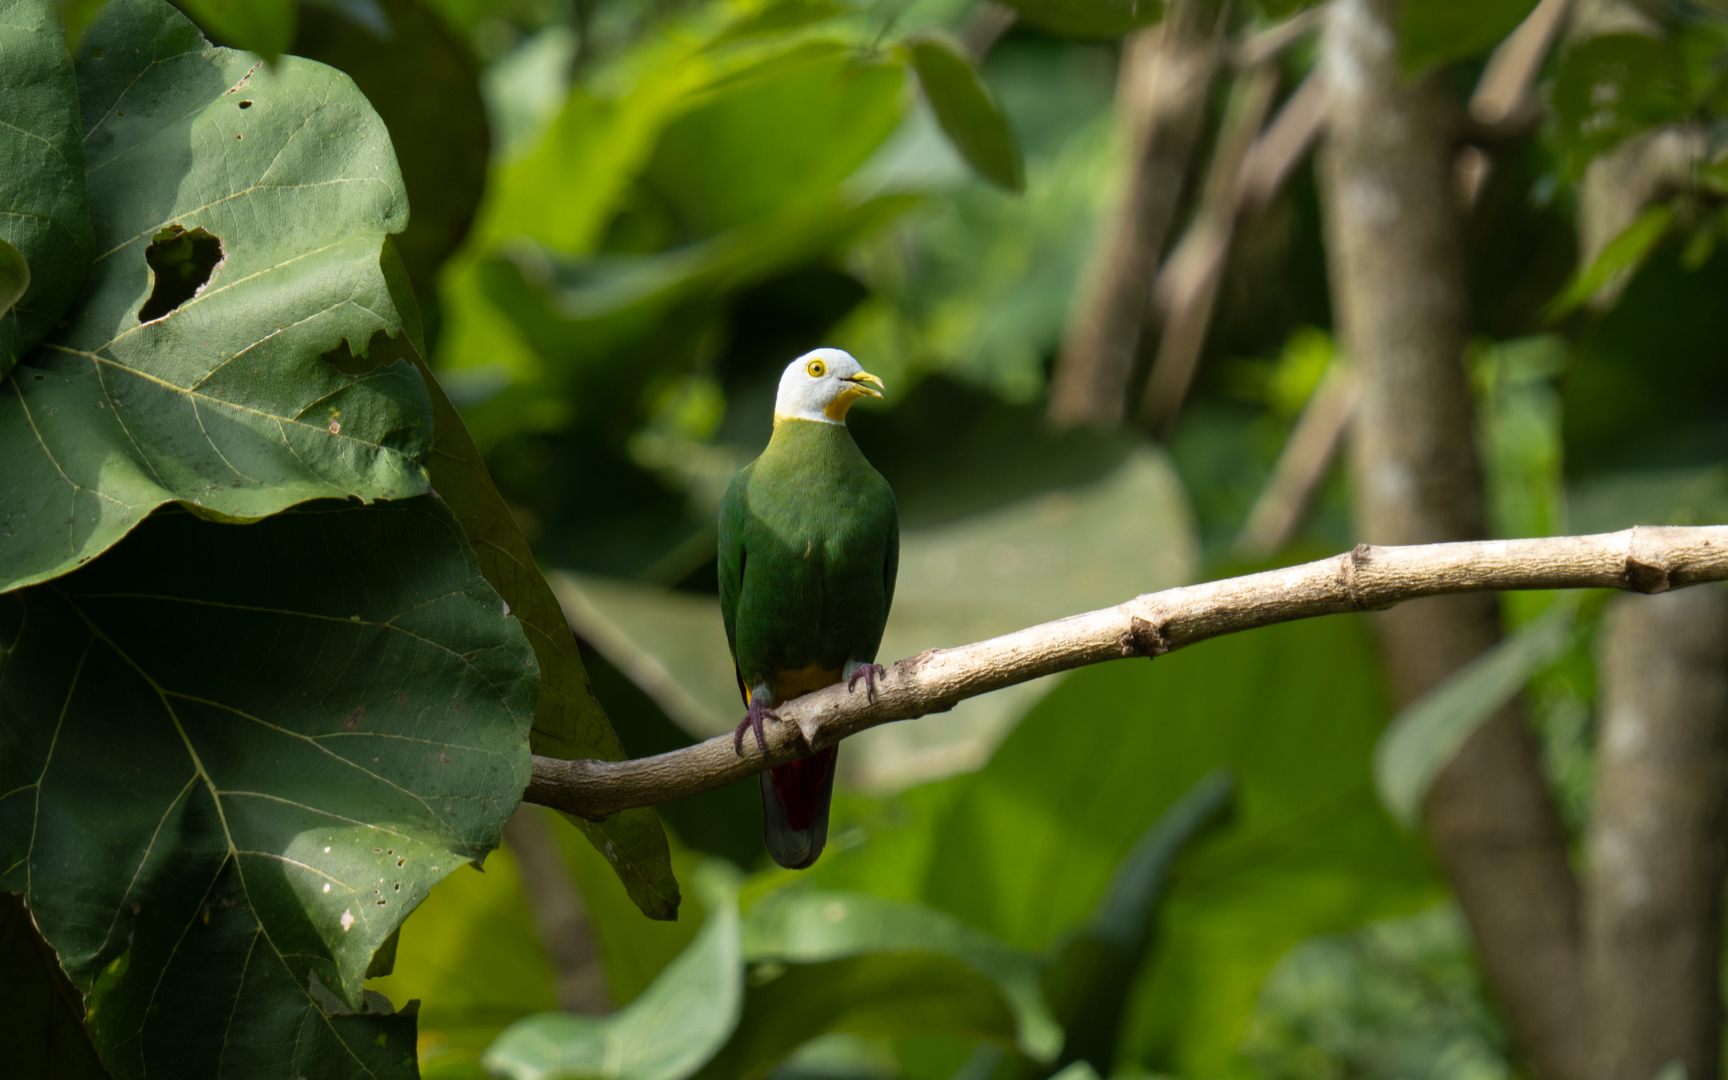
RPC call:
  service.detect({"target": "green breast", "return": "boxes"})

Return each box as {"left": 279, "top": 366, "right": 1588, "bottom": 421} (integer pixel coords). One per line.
{"left": 719, "top": 419, "right": 899, "bottom": 696}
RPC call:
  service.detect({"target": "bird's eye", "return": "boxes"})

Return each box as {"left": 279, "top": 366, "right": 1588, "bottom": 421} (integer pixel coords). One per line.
{"left": 806, "top": 359, "right": 827, "bottom": 378}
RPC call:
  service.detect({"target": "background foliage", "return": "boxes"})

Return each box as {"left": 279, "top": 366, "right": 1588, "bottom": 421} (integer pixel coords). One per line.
{"left": 4, "top": 0, "right": 1726, "bottom": 1076}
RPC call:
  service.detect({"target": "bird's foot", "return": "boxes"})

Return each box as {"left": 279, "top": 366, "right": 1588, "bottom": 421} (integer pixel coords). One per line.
{"left": 733, "top": 698, "right": 779, "bottom": 758}
{"left": 846, "top": 661, "right": 887, "bottom": 702}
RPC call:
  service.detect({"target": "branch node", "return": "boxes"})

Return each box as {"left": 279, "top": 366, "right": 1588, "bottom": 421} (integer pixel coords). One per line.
{"left": 1121, "top": 615, "right": 1170, "bottom": 658}
{"left": 1625, "top": 556, "right": 1671, "bottom": 595}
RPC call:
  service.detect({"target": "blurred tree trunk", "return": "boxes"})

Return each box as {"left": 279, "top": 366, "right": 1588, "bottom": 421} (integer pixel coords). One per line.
{"left": 1047, "top": 0, "right": 1215, "bottom": 427}
{"left": 1588, "top": 587, "right": 1728, "bottom": 1080}
{"left": 1317, "top": 3, "right": 1588, "bottom": 1079}
{"left": 504, "top": 807, "right": 612, "bottom": 1015}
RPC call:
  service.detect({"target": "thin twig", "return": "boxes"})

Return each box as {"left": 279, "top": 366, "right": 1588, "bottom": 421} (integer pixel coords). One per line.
{"left": 1232, "top": 362, "right": 1358, "bottom": 558}
{"left": 1047, "top": 0, "right": 1219, "bottom": 427}
{"left": 1237, "top": 69, "right": 1327, "bottom": 210}
{"left": 1230, "top": 4, "right": 1326, "bottom": 69}
{"left": 1457, "top": 0, "right": 1573, "bottom": 204}
{"left": 526, "top": 526, "right": 1728, "bottom": 820}
{"left": 1138, "top": 65, "right": 1281, "bottom": 435}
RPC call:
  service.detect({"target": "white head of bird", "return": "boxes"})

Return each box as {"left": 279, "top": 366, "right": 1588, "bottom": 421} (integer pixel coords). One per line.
{"left": 773, "top": 348, "right": 885, "bottom": 427}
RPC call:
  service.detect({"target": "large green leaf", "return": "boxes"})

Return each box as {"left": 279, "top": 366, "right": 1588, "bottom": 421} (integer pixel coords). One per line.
{"left": 638, "top": 48, "right": 904, "bottom": 237}
{"left": 398, "top": 324, "right": 678, "bottom": 919}
{"left": 920, "top": 616, "right": 1440, "bottom": 1076}
{"left": 743, "top": 889, "right": 1062, "bottom": 1061}
{"left": 1044, "top": 770, "right": 1234, "bottom": 1073}
{"left": 906, "top": 35, "right": 1024, "bottom": 193}
{"left": 0, "top": 497, "right": 537, "bottom": 1079}
{"left": 0, "top": 0, "right": 431, "bottom": 594}
{"left": 0, "top": 0, "right": 95, "bottom": 376}
{"left": 485, "top": 863, "right": 744, "bottom": 1080}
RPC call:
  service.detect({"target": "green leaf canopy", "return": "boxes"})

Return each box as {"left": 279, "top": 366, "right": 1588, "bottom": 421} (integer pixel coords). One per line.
{"left": 0, "top": 0, "right": 95, "bottom": 375}
{"left": 0, "top": 0, "right": 431, "bottom": 595}
{"left": 0, "top": 497, "right": 537, "bottom": 1079}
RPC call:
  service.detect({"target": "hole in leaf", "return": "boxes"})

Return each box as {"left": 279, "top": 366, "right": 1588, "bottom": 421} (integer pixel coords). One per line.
{"left": 320, "top": 329, "right": 416, "bottom": 376}
{"left": 239, "top": 99, "right": 253, "bottom": 108}
{"left": 139, "top": 225, "right": 223, "bottom": 322}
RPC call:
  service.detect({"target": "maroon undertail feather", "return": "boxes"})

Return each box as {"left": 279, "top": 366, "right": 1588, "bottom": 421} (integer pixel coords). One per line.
{"left": 768, "top": 746, "right": 838, "bottom": 831}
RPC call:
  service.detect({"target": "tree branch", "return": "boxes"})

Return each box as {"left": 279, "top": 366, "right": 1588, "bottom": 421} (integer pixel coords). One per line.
{"left": 525, "top": 526, "right": 1728, "bottom": 821}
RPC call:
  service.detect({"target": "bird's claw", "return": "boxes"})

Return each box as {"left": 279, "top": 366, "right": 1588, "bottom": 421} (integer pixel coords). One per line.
{"left": 847, "top": 662, "right": 887, "bottom": 702}
{"left": 733, "top": 699, "right": 778, "bottom": 758}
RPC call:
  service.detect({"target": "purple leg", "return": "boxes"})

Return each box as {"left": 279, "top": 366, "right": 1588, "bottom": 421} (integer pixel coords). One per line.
{"left": 847, "top": 662, "right": 887, "bottom": 701}
{"left": 733, "top": 696, "right": 779, "bottom": 757}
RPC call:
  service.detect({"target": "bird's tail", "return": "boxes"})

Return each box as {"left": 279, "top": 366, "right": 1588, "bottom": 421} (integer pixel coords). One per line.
{"left": 759, "top": 745, "right": 838, "bottom": 870}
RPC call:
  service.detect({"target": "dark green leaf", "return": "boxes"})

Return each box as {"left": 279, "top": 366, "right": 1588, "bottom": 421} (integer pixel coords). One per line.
{"left": 1045, "top": 770, "right": 1233, "bottom": 1073}
{"left": 1551, "top": 34, "right": 1687, "bottom": 176}
{"left": 389, "top": 297, "right": 679, "bottom": 920}
{"left": 907, "top": 35, "right": 1025, "bottom": 192}
{"left": 0, "top": 496, "right": 536, "bottom": 1079}
{"left": 744, "top": 889, "right": 1062, "bottom": 1060}
{"left": 697, "top": 954, "right": 1023, "bottom": 1080}
{"left": 1402, "top": 0, "right": 1538, "bottom": 73}
{"left": 0, "top": 0, "right": 95, "bottom": 373}
{"left": 995, "top": 0, "right": 1163, "bottom": 40}
{"left": 921, "top": 616, "right": 1439, "bottom": 1076}
{"left": 1545, "top": 203, "right": 1675, "bottom": 319}
{"left": 177, "top": 0, "right": 295, "bottom": 59}
{"left": 484, "top": 863, "right": 743, "bottom": 1080}
{"left": 0, "top": 893, "right": 113, "bottom": 1079}
{"left": 0, "top": 0, "right": 431, "bottom": 594}
{"left": 293, "top": 0, "right": 490, "bottom": 297}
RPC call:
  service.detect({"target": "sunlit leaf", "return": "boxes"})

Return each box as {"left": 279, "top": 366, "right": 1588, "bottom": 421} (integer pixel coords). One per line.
{"left": 0, "top": 0, "right": 431, "bottom": 594}
{"left": 1374, "top": 597, "right": 1581, "bottom": 829}
{"left": 0, "top": 496, "right": 537, "bottom": 1079}
{"left": 0, "top": 0, "right": 94, "bottom": 375}
{"left": 177, "top": 0, "right": 295, "bottom": 59}
{"left": 906, "top": 34, "right": 1024, "bottom": 192}
{"left": 485, "top": 863, "right": 744, "bottom": 1080}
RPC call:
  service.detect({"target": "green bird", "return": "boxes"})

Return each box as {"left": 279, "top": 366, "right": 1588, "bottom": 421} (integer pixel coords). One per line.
{"left": 719, "top": 348, "right": 899, "bottom": 869}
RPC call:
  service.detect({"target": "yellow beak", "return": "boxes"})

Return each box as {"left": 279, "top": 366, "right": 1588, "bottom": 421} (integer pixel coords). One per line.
{"left": 841, "top": 371, "right": 885, "bottom": 399}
